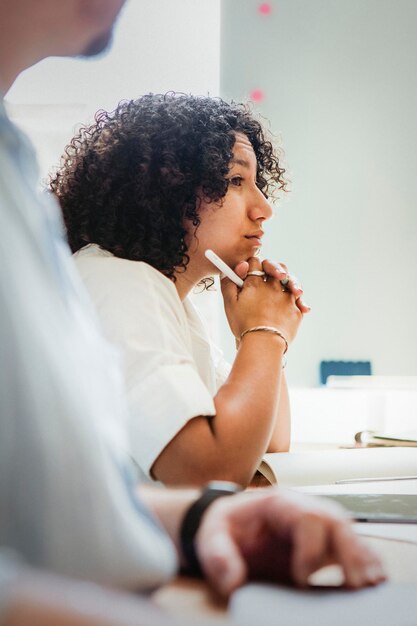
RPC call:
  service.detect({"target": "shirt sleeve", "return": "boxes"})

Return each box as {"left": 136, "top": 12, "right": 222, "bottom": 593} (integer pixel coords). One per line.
{"left": 75, "top": 256, "right": 217, "bottom": 478}
{"left": 0, "top": 550, "right": 22, "bottom": 619}
{"left": 211, "top": 341, "right": 232, "bottom": 390}
{"left": 184, "top": 295, "right": 232, "bottom": 392}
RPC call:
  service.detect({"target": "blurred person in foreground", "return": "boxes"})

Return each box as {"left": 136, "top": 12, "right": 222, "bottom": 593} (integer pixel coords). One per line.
{"left": 0, "top": 1, "right": 386, "bottom": 624}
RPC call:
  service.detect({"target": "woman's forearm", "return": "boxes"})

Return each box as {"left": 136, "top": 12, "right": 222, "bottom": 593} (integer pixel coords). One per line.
{"left": 266, "top": 374, "right": 291, "bottom": 452}
{"left": 211, "top": 332, "right": 286, "bottom": 478}
{"left": 152, "top": 331, "right": 286, "bottom": 487}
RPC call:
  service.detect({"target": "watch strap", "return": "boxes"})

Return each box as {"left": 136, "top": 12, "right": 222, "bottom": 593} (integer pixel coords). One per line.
{"left": 180, "top": 481, "right": 241, "bottom": 577}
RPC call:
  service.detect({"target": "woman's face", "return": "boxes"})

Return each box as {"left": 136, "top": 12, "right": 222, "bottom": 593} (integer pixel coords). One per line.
{"left": 187, "top": 132, "right": 273, "bottom": 271}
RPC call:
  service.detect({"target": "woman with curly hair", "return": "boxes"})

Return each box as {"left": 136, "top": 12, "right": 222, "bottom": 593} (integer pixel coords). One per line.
{"left": 50, "top": 93, "right": 310, "bottom": 487}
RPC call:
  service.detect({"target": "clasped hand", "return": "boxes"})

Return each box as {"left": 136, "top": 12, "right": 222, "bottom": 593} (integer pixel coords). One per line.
{"left": 221, "top": 256, "right": 310, "bottom": 344}
{"left": 235, "top": 257, "right": 311, "bottom": 314}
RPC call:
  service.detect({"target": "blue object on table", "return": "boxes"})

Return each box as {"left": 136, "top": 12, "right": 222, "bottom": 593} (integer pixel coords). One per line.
{"left": 320, "top": 361, "right": 372, "bottom": 385}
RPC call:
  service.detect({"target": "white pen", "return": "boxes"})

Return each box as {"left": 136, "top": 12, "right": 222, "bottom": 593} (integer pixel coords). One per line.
{"left": 204, "top": 249, "right": 244, "bottom": 287}
{"left": 335, "top": 475, "right": 417, "bottom": 484}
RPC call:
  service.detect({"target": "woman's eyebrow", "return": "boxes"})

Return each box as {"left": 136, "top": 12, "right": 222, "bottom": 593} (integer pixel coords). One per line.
{"left": 230, "top": 157, "right": 251, "bottom": 168}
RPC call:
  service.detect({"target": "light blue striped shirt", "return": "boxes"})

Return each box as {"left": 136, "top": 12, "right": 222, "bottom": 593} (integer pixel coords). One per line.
{"left": 0, "top": 97, "right": 177, "bottom": 600}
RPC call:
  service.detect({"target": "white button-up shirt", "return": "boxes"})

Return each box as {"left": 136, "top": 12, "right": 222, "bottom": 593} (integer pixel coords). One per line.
{"left": 74, "top": 244, "right": 231, "bottom": 481}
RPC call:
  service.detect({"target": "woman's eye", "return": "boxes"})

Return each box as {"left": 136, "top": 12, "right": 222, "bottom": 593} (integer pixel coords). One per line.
{"left": 229, "top": 176, "right": 243, "bottom": 187}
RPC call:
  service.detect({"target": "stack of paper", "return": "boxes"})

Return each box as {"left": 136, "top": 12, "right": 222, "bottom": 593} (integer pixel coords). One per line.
{"left": 258, "top": 448, "right": 417, "bottom": 486}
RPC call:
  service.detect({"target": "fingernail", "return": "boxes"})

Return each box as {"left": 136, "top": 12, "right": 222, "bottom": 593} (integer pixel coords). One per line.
{"left": 347, "top": 571, "right": 363, "bottom": 588}
{"left": 366, "top": 564, "right": 386, "bottom": 582}
{"left": 298, "top": 299, "right": 311, "bottom": 312}
{"left": 213, "top": 563, "right": 239, "bottom": 594}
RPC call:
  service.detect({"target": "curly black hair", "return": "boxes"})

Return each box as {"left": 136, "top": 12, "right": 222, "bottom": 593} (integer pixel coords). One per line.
{"left": 50, "top": 93, "right": 287, "bottom": 280}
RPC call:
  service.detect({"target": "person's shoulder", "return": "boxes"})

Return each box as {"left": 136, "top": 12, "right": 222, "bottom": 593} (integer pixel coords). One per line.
{"left": 74, "top": 244, "right": 177, "bottom": 297}
{"left": 74, "top": 244, "right": 119, "bottom": 281}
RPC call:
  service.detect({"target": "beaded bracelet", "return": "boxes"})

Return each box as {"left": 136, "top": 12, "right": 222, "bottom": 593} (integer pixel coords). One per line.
{"left": 240, "top": 325, "right": 289, "bottom": 354}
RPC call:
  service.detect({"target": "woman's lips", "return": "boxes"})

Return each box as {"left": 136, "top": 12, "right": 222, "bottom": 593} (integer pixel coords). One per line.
{"left": 245, "top": 235, "right": 263, "bottom": 247}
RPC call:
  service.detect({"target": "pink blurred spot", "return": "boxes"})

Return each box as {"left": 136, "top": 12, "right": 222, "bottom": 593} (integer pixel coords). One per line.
{"left": 258, "top": 3, "right": 272, "bottom": 15}
{"left": 250, "top": 89, "right": 265, "bottom": 103}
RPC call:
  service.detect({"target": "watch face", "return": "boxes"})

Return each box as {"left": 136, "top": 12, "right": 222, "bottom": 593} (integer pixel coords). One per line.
{"left": 206, "top": 480, "right": 242, "bottom": 493}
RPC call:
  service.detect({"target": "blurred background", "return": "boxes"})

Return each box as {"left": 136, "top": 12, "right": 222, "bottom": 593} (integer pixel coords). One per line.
{"left": 6, "top": 0, "right": 417, "bottom": 389}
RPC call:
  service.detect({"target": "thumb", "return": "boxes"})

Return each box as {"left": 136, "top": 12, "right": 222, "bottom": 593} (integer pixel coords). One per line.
{"left": 234, "top": 261, "right": 249, "bottom": 279}
{"left": 198, "top": 529, "right": 247, "bottom": 597}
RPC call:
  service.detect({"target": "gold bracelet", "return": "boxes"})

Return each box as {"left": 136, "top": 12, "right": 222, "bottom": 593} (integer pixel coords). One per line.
{"left": 239, "top": 326, "right": 288, "bottom": 353}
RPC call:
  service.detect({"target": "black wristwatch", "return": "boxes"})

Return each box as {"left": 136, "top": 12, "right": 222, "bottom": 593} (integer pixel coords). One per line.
{"left": 180, "top": 481, "right": 242, "bottom": 577}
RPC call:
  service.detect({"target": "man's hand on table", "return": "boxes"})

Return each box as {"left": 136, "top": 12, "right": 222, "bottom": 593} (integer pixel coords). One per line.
{"left": 195, "top": 488, "right": 386, "bottom": 597}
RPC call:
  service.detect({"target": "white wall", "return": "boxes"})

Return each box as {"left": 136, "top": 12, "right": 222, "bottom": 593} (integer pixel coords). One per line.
{"left": 6, "top": 0, "right": 221, "bottom": 175}
{"left": 220, "top": 0, "right": 417, "bottom": 386}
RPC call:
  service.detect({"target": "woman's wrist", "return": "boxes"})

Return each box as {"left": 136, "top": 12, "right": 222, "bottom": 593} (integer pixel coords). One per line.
{"left": 238, "top": 326, "right": 288, "bottom": 352}
{"left": 235, "top": 329, "right": 288, "bottom": 367}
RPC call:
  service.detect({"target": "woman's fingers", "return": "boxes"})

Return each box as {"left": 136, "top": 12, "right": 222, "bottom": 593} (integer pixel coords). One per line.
{"left": 233, "top": 258, "right": 309, "bottom": 314}
{"left": 262, "top": 259, "right": 301, "bottom": 293}
{"left": 245, "top": 255, "right": 264, "bottom": 278}
{"left": 294, "top": 297, "right": 311, "bottom": 314}
{"left": 262, "top": 258, "right": 288, "bottom": 277}
{"left": 262, "top": 259, "right": 311, "bottom": 313}
{"left": 234, "top": 260, "right": 250, "bottom": 279}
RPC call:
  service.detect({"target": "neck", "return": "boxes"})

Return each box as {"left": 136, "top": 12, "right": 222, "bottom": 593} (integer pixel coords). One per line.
{"left": 0, "top": 14, "right": 44, "bottom": 94}
{"left": 0, "top": 2, "right": 64, "bottom": 95}
{"left": 174, "top": 255, "right": 214, "bottom": 301}
{"left": 0, "top": 54, "right": 36, "bottom": 95}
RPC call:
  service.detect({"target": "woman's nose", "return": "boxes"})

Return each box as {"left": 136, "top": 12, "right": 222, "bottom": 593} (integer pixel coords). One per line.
{"left": 249, "top": 187, "right": 273, "bottom": 222}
